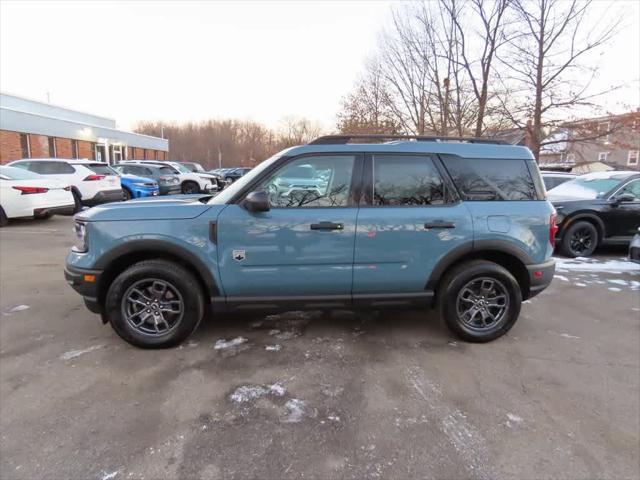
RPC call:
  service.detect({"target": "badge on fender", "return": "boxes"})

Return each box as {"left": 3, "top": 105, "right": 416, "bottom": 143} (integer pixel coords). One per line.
{"left": 232, "top": 250, "right": 246, "bottom": 262}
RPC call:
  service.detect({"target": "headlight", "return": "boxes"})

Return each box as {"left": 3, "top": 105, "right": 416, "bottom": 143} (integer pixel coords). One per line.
{"left": 73, "top": 221, "right": 88, "bottom": 253}
{"left": 132, "top": 182, "right": 148, "bottom": 187}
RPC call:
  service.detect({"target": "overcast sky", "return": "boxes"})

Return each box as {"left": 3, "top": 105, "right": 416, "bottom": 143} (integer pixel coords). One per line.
{"left": 1, "top": 0, "right": 638, "bottom": 132}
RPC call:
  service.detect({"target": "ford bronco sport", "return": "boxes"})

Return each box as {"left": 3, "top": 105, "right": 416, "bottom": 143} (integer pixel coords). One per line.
{"left": 65, "top": 134, "right": 556, "bottom": 348}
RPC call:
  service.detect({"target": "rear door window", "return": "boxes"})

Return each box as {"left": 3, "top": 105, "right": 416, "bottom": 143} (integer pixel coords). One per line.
{"left": 444, "top": 158, "right": 537, "bottom": 200}
{"left": 371, "top": 155, "right": 449, "bottom": 206}
{"left": 159, "top": 167, "right": 175, "bottom": 175}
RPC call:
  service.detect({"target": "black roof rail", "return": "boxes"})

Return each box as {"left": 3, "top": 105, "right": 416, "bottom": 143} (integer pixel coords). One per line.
{"left": 308, "top": 134, "right": 507, "bottom": 145}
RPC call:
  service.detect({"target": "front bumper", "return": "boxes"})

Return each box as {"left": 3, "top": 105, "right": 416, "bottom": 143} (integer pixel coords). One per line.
{"left": 83, "top": 189, "right": 124, "bottom": 206}
{"left": 629, "top": 235, "right": 640, "bottom": 264}
{"left": 159, "top": 185, "right": 182, "bottom": 195}
{"left": 526, "top": 258, "right": 555, "bottom": 299}
{"left": 64, "top": 265, "right": 103, "bottom": 313}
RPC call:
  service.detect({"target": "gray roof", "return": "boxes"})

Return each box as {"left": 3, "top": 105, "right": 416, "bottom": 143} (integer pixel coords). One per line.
{"left": 0, "top": 92, "right": 168, "bottom": 151}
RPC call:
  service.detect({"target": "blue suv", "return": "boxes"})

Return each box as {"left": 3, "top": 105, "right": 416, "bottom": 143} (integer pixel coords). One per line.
{"left": 65, "top": 135, "right": 556, "bottom": 348}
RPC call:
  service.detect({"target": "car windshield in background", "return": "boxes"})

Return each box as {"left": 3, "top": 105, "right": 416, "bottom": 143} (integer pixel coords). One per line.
{"left": 172, "top": 163, "right": 192, "bottom": 173}
{"left": 190, "top": 163, "right": 205, "bottom": 172}
{"left": 548, "top": 177, "right": 621, "bottom": 199}
{"left": 0, "top": 165, "right": 42, "bottom": 180}
{"left": 84, "top": 163, "right": 117, "bottom": 176}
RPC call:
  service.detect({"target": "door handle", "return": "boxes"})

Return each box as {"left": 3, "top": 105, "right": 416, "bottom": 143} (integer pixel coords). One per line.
{"left": 424, "top": 222, "right": 455, "bottom": 229}
{"left": 310, "top": 222, "right": 344, "bottom": 231}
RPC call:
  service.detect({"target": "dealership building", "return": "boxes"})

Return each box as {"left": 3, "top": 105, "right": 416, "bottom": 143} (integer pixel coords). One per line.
{"left": 0, "top": 92, "right": 168, "bottom": 164}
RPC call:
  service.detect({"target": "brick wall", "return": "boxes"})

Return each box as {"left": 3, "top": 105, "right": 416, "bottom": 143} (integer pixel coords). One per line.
{"left": 56, "top": 138, "right": 72, "bottom": 158}
{"left": 0, "top": 130, "right": 23, "bottom": 164}
{"left": 29, "top": 134, "right": 49, "bottom": 157}
{"left": 78, "top": 141, "right": 94, "bottom": 159}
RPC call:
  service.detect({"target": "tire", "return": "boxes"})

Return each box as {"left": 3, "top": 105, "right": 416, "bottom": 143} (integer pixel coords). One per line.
{"left": 181, "top": 181, "right": 199, "bottom": 194}
{"left": 71, "top": 190, "right": 82, "bottom": 213}
{"left": 35, "top": 212, "right": 53, "bottom": 220}
{"left": 225, "top": 177, "right": 234, "bottom": 184}
{"left": 438, "top": 260, "right": 522, "bottom": 343}
{"left": 104, "top": 260, "right": 204, "bottom": 348}
{"left": 0, "top": 207, "right": 8, "bottom": 227}
{"left": 122, "top": 188, "right": 132, "bottom": 201}
{"left": 559, "top": 220, "right": 598, "bottom": 258}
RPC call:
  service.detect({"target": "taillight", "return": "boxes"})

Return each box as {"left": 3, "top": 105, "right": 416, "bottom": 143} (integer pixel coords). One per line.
{"left": 83, "top": 174, "right": 105, "bottom": 181}
{"left": 12, "top": 186, "right": 49, "bottom": 195}
{"left": 549, "top": 213, "right": 558, "bottom": 247}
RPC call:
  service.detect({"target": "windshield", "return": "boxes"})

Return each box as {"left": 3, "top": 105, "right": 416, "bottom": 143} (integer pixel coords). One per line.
{"left": 171, "top": 163, "right": 192, "bottom": 173}
{"left": 0, "top": 166, "right": 42, "bottom": 180}
{"left": 191, "top": 163, "right": 205, "bottom": 172}
{"left": 548, "top": 176, "right": 621, "bottom": 199}
{"left": 210, "top": 150, "right": 291, "bottom": 204}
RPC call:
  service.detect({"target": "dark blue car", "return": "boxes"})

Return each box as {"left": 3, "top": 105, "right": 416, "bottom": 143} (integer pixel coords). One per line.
{"left": 119, "top": 173, "right": 159, "bottom": 200}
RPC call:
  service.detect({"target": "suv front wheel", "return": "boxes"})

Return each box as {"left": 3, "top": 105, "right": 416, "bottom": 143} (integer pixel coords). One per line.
{"left": 438, "top": 260, "right": 522, "bottom": 343}
{"left": 104, "top": 260, "right": 204, "bottom": 348}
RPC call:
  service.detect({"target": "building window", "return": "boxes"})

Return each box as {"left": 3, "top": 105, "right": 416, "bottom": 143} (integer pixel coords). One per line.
{"left": 154, "top": 150, "right": 158, "bottom": 160}
{"left": 567, "top": 153, "right": 576, "bottom": 163}
{"left": 71, "top": 139, "right": 79, "bottom": 159}
{"left": 48, "top": 137, "right": 56, "bottom": 157}
{"left": 598, "top": 152, "right": 609, "bottom": 162}
{"left": 629, "top": 150, "right": 639, "bottom": 166}
{"left": 633, "top": 118, "right": 639, "bottom": 132}
{"left": 19, "top": 134, "right": 30, "bottom": 158}
{"left": 598, "top": 122, "right": 611, "bottom": 144}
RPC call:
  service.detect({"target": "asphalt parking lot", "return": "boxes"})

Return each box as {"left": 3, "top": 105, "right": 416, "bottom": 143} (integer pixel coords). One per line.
{"left": 1, "top": 215, "right": 639, "bottom": 480}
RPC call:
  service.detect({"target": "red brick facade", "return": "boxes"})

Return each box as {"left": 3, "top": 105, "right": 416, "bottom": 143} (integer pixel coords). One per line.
{"left": 0, "top": 130, "right": 22, "bottom": 163}
{"left": 0, "top": 129, "right": 167, "bottom": 164}
{"left": 78, "top": 140, "right": 94, "bottom": 160}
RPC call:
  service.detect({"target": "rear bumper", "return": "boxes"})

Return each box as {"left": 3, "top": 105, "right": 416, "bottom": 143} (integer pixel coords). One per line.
{"left": 83, "top": 189, "right": 123, "bottom": 206}
{"left": 33, "top": 204, "right": 75, "bottom": 217}
{"left": 526, "top": 258, "right": 555, "bottom": 299}
{"left": 629, "top": 235, "right": 640, "bottom": 264}
{"left": 64, "top": 265, "right": 103, "bottom": 313}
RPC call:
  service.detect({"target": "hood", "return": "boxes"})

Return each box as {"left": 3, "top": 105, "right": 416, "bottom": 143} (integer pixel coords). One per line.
{"left": 196, "top": 173, "right": 218, "bottom": 180}
{"left": 79, "top": 194, "right": 218, "bottom": 221}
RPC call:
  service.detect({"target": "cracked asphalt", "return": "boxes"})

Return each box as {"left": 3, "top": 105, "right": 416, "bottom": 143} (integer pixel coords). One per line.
{"left": 1, "top": 216, "right": 639, "bottom": 480}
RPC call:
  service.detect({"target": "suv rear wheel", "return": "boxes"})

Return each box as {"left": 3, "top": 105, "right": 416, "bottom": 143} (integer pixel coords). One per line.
{"left": 104, "top": 260, "right": 204, "bottom": 348}
{"left": 438, "top": 260, "right": 522, "bottom": 343}
{"left": 559, "top": 220, "right": 598, "bottom": 257}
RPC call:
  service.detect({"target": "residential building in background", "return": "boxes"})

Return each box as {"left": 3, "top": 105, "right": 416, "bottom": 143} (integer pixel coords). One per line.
{"left": 0, "top": 92, "right": 168, "bottom": 164}
{"left": 539, "top": 111, "right": 639, "bottom": 172}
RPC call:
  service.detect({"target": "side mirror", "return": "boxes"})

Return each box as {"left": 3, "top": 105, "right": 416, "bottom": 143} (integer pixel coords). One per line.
{"left": 614, "top": 193, "right": 636, "bottom": 204}
{"left": 243, "top": 190, "right": 270, "bottom": 212}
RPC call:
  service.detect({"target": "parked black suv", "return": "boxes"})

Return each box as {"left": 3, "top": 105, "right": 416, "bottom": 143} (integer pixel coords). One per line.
{"left": 548, "top": 171, "right": 640, "bottom": 257}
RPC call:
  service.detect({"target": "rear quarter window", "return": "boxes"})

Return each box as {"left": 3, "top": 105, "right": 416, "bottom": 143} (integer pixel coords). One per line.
{"left": 82, "top": 163, "right": 117, "bottom": 175}
{"left": 443, "top": 157, "right": 538, "bottom": 201}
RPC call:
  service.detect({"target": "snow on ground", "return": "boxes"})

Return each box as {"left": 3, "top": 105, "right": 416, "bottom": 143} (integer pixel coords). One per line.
{"left": 229, "top": 383, "right": 286, "bottom": 404}
{"left": 555, "top": 257, "right": 640, "bottom": 274}
{"left": 214, "top": 337, "right": 248, "bottom": 350}
{"left": 60, "top": 345, "right": 103, "bottom": 361}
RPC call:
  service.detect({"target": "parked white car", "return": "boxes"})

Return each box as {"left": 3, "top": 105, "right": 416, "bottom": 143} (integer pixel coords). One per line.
{"left": 124, "top": 160, "right": 215, "bottom": 194}
{"left": 0, "top": 166, "right": 75, "bottom": 226}
{"left": 7, "top": 159, "right": 122, "bottom": 210}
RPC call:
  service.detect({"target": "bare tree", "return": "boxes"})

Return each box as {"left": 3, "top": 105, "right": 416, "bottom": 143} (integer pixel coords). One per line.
{"left": 501, "top": 0, "right": 621, "bottom": 159}
{"left": 442, "top": 0, "right": 511, "bottom": 136}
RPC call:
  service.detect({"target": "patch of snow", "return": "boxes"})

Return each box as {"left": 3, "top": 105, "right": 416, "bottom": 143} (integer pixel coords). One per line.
{"left": 229, "top": 383, "right": 285, "bottom": 403}
{"left": 554, "top": 275, "right": 569, "bottom": 282}
{"left": 2, "top": 304, "right": 30, "bottom": 315}
{"left": 265, "top": 344, "right": 282, "bottom": 352}
{"left": 554, "top": 257, "right": 640, "bottom": 273}
{"left": 506, "top": 413, "right": 524, "bottom": 424}
{"left": 574, "top": 283, "right": 587, "bottom": 287}
{"left": 327, "top": 414, "right": 340, "bottom": 422}
{"left": 214, "top": 337, "right": 248, "bottom": 350}
{"left": 560, "top": 333, "right": 580, "bottom": 339}
{"left": 60, "top": 344, "right": 103, "bottom": 361}
{"left": 101, "top": 471, "right": 119, "bottom": 480}
{"left": 281, "top": 399, "right": 316, "bottom": 423}
{"left": 273, "top": 330, "right": 300, "bottom": 340}
{"left": 607, "top": 279, "right": 628, "bottom": 286}
{"left": 608, "top": 287, "right": 622, "bottom": 292}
